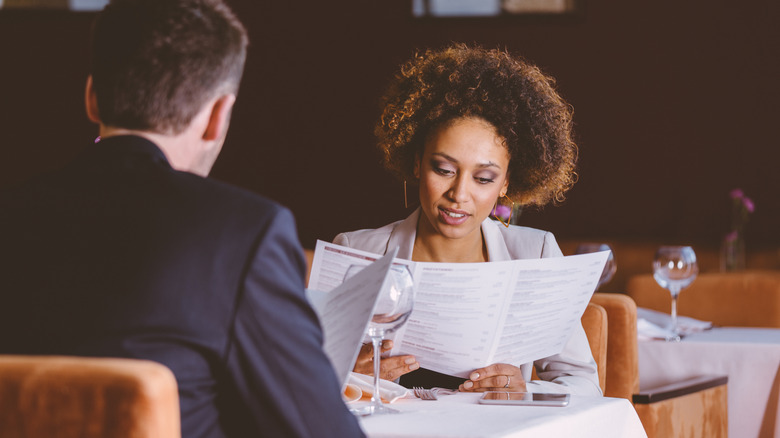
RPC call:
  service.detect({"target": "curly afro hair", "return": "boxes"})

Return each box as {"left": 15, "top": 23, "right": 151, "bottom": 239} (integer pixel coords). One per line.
{"left": 375, "top": 43, "right": 578, "bottom": 207}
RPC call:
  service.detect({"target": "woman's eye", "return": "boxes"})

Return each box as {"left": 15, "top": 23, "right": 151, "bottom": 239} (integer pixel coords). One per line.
{"left": 475, "top": 176, "right": 495, "bottom": 184}
{"left": 434, "top": 166, "right": 455, "bottom": 176}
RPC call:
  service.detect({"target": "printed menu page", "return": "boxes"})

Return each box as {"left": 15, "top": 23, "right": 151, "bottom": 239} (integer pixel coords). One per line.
{"left": 307, "top": 240, "right": 608, "bottom": 378}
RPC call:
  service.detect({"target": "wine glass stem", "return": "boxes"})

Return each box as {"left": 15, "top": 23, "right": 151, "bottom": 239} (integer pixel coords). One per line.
{"left": 670, "top": 290, "right": 680, "bottom": 335}
{"left": 370, "top": 334, "right": 384, "bottom": 407}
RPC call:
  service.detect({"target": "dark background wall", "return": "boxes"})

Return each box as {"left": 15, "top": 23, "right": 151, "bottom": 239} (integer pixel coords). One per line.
{"left": 2, "top": 0, "right": 778, "bottom": 255}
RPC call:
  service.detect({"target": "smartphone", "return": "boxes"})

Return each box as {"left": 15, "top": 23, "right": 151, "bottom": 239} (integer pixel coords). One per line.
{"left": 478, "top": 391, "right": 570, "bottom": 407}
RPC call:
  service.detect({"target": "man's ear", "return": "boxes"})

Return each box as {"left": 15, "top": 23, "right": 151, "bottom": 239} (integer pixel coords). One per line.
{"left": 84, "top": 76, "right": 101, "bottom": 124}
{"left": 202, "top": 94, "right": 236, "bottom": 141}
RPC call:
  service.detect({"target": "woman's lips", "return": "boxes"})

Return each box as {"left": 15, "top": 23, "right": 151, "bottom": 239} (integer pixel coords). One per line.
{"left": 438, "top": 207, "right": 470, "bottom": 226}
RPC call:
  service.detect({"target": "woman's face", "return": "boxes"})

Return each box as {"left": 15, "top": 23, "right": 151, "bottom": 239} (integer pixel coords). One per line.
{"left": 415, "top": 117, "right": 510, "bottom": 242}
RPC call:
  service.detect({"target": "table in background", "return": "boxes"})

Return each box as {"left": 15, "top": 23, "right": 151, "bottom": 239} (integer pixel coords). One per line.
{"left": 639, "top": 327, "right": 780, "bottom": 438}
{"left": 358, "top": 393, "right": 646, "bottom": 438}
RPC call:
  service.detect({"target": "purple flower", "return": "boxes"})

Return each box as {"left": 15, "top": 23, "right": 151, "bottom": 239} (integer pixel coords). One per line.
{"left": 492, "top": 204, "right": 512, "bottom": 220}
{"left": 743, "top": 197, "right": 755, "bottom": 213}
{"left": 725, "top": 230, "right": 739, "bottom": 242}
{"left": 729, "top": 188, "right": 744, "bottom": 199}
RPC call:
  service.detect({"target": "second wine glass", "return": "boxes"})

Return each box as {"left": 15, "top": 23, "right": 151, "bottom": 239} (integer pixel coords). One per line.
{"left": 575, "top": 243, "right": 617, "bottom": 291}
{"left": 344, "top": 263, "right": 415, "bottom": 415}
{"left": 652, "top": 246, "right": 698, "bottom": 341}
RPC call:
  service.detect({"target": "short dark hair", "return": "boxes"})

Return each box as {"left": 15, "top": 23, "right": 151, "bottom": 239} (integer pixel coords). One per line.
{"left": 91, "top": 0, "right": 248, "bottom": 134}
{"left": 376, "top": 43, "right": 578, "bottom": 207}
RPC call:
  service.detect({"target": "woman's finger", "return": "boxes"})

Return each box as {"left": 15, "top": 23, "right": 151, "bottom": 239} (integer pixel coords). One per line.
{"left": 353, "top": 354, "right": 419, "bottom": 380}
{"left": 459, "top": 363, "right": 526, "bottom": 392}
{"left": 379, "top": 356, "right": 419, "bottom": 380}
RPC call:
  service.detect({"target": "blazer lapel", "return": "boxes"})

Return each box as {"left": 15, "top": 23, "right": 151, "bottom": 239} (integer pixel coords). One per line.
{"left": 482, "top": 218, "right": 512, "bottom": 262}
{"left": 386, "top": 208, "right": 419, "bottom": 259}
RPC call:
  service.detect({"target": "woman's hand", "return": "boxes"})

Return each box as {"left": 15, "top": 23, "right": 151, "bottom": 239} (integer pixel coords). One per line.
{"left": 458, "top": 363, "right": 527, "bottom": 392}
{"left": 353, "top": 340, "right": 419, "bottom": 381}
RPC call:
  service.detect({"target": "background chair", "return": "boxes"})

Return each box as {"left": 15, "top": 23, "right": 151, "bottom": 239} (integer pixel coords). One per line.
{"left": 589, "top": 292, "right": 728, "bottom": 438}
{"left": 626, "top": 270, "right": 780, "bottom": 328}
{"left": 580, "top": 302, "right": 608, "bottom": 394}
{"left": 532, "top": 301, "right": 608, "bottom": 394}
{"left": 633, "top": 375, "right": 728, "bottom": 438}
{"left": 0, "top": 355, "right": 180, "bottom": 438}
{"left": 590, "top": 293, "right": 639, "bottom": 400}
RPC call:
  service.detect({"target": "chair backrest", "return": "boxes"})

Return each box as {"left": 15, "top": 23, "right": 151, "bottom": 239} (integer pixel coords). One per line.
{"left": 532, "top": 302, "right": 608, "bottom": 394}
{"left": 626, "top": 270, "right": 780, "bottom": 328}
{"left": 589, "top": 292, "right": 640, "bottom": 400}
{"left": 304, "top": 248, "right": 315, "bottom": 286}
{"left": 0, "top": 355, "right": 180, "bottom": 438}
{"left": 580, "top": 302, "right": 608, "bottom": 394}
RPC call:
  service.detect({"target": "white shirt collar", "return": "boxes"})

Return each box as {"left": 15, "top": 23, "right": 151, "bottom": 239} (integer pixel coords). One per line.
{"left": 387, "top": 207, "right": 512, "bottom": 262}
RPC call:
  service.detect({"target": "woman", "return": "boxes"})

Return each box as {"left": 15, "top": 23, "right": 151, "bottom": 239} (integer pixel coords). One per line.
{"left": 335, "top": 44, "right": 600, "bottom": 396}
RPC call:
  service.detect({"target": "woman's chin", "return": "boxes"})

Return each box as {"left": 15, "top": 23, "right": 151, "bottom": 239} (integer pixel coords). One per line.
{"left": 433, "top": 222, "right": 480, "bottom": 240}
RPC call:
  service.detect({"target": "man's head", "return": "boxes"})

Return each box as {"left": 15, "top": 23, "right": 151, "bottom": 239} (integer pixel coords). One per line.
{"left": 89, "top": 0, "right": 248, "bottom": 135}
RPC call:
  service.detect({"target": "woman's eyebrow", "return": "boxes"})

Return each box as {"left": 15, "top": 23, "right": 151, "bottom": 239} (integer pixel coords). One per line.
{"left": 431, "top": 152, "right": 502, "bottom": 169}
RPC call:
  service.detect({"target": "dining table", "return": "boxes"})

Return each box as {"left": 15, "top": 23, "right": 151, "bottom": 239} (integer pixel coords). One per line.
{"left": 639, "top": 326, "right": 780, "bottom": 438}
{"left": 357, "top": 392, "right": 647, "bottom": 438}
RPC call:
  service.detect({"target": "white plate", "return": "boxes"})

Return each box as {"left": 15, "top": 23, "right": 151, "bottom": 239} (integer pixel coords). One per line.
{"left": 347, "top": 372, "right": 409, "bottom": 403}
{"left": 342, "top": 383, "right": 362, "bottom": 404}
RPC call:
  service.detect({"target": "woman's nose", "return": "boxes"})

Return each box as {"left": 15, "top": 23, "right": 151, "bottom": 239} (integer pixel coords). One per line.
{"left": 447, "top": 175, "right": 470, "bottom": 203}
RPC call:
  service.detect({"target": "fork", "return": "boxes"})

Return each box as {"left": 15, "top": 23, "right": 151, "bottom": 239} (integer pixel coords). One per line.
{"left": 413, "top": 386, "right": 438, "bottom": 400}
{"left": 413, "top": 386, "right": 457, "bottom": 400}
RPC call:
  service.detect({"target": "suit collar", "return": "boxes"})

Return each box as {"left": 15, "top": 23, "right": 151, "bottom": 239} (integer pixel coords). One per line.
{"left": 86, "top": 135, "right": 171, "bottom": 168}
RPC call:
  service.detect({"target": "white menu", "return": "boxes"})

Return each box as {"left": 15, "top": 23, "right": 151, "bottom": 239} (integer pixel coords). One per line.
{"left": 308, "top": 240, "right": 609, "bottom": 379}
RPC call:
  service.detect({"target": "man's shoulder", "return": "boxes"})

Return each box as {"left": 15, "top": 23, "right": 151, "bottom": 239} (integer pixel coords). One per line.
{"left": 175, "top": 172, "right": 285, "bottom": 218}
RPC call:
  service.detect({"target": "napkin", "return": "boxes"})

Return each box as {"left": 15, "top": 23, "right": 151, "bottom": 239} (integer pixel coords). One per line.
{"left": 637, "top": 307, "right": 713, "bottom": 340}
{"left": 345, "top": 372, "right": 409, "bottom": 403}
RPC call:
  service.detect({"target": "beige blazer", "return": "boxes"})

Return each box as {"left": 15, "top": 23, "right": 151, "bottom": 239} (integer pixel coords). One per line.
{"left": 334, "top": 208, "right": 602, "bottom": 396}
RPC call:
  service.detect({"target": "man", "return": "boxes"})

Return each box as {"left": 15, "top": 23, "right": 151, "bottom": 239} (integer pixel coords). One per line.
{"left": 0, "top": 1, "right": 364, "bottom": 437}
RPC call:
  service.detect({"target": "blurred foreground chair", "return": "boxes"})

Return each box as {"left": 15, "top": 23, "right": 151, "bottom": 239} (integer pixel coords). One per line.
{"left": 0, "top": 355, "right": 180, "bottom": 438}
{"left": 626, "top": 270, "right": 780, "bottom": 328}
{"left": 589, "top": 293, "right": 728, "bottom": 438}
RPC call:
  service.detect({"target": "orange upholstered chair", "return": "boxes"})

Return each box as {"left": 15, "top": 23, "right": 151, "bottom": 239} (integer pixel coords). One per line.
{"left": 626, "top": 270, "right": 780, "bottom": 328}
{"left": 0, "top": 356, "right": 180, "bottom": 438}
{"left": 590, "top": 293, "right": 640, "bottom": 400}
{"left": 633, "top": 375, "right": 728, "bottom": 438}
{"left": 589, "top": 293, "right": 728, "bottom": 438}
{"left": 580, "top": 302, "right": 608, "bottom": 394}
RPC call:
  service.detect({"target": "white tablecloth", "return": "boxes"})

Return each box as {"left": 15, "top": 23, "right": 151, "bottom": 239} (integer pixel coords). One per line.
{"left": 358, "top": 393, "right": 646, "bottom": 438}
{"left": 639, "top": 327, "right": 780, "bottom": 438}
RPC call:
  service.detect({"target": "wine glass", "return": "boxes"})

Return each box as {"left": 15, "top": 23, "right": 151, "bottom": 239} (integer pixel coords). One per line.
{"left": 344, "top": 263, "right": 415, "bottom": 415}
{"left": 575, "top": 243, "right": 617, "bottom": 291}
{"left": 652, "top": 246, "right": 698, "bottom": 342}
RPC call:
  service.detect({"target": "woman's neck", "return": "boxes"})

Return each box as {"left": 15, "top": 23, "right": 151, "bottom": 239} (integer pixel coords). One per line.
{"left": 412, "top": 221, "right": 487, "bottom": 263}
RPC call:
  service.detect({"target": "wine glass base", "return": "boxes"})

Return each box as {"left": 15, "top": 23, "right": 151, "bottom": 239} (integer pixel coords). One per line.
{"left": 349, "top": 402, "right": 400, "bottom": 416}
{"left": 664, "top": 333, "right": 682, "bottom": 342}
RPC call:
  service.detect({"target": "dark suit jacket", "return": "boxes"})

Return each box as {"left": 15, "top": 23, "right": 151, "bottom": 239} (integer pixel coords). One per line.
{"left": 0, "top": 135, "right": 364, "bottom": 438}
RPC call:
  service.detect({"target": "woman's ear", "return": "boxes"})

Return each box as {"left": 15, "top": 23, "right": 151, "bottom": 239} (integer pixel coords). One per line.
{"left": 501, "top": 170, "right": 510, "bottom": 197}
{"left": 413, "top": 153, "right": 421, "bottom": 179}
{"left": 84, "top": 76, "right": 101, "bottom": 124}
